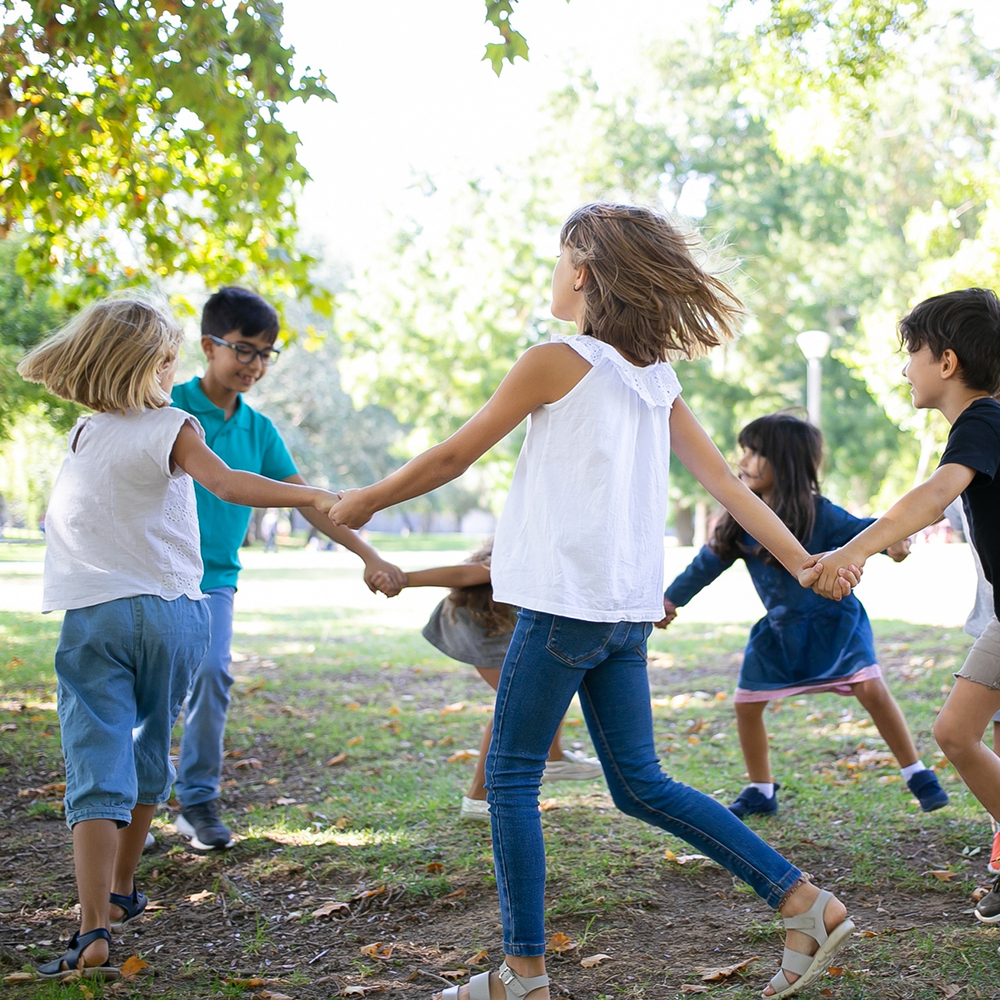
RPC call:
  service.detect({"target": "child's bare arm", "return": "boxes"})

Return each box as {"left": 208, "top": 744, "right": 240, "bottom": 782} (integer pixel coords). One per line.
{"left": 812, "top": 462, "right": 976, "bottom": 597}
{"left": 171, "top": 422, "right": 336, "bottom": 512}
{"left": 329, "top": 344, "right": 590, "bottom": 529}
{"left": 405, "top": 564, "right": 492, "bottom": 589}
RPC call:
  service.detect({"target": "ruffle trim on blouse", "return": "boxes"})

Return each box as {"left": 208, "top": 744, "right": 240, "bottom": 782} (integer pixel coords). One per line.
{"left": 552, "top": 333, "right": 682, "bottom": 408}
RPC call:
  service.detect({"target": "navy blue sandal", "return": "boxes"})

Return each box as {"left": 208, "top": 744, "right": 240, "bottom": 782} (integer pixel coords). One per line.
{"left": 37, "top": 928, "right": 119, "bottom": 980}
{"left": 109, "top": 884, "right": 148, "bottom": 930}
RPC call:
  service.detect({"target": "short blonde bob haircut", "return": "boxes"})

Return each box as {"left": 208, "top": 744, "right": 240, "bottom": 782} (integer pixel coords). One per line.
{"left": 560, "top": 202, "right": 744, "bottom": 365}
{"left": 17, "top": 296, "right": 184, "bottom": 413}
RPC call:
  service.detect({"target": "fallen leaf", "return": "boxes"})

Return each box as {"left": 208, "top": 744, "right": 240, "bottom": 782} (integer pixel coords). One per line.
{"left": 342, "top": 988, "right": 370, "bottom": 997}
{"left": 439, "top": 969, "right": 467, "bottom": 979}
{"left": 327, "top": 753, "right": 348, "bottom": 767}
{"left": 467, "top": 949, "right": 489, "bottom": 965}
{"left": 186, "top": 890, "right": 215, "bottom": 903}
{"left": 941, "top": 986, "right": 962, "bottom": 999}
{"left": 232, "top": 757, "right": 263, "bottom": 770}
{"left": 580, "top": 953, "right": 612, "bottom": 968}
{"left": 447, "top": 749, "right": 478, "bottom": 762}
{"left": 312, "top": 901, "right": 350, "bottom": 918}
{"left": 827, "top": 966, "right": 844, "bottom": 977}
{"left": 443, "top": 888, "right": 467, "bottom": 899}
{"left": 224, "top": 978, "right": 267, "bottom": 986}
{"left": 120, "top": 954, "right": 148, "bottom": 979}
{"left": 441, "top": 701, "right": 466, "bottom": 714}
{"left": 425, "top": 862, "right": 444, "bottom": 873}
{"left": 0, "top": 723, "right": 16, "bottom": 731}
{"left": 699, "top": 956, "right": 760, "bottom": 981}
{"left": 259, "top": 992, "right": 296, "bottom": 999}
{"left": 346, "top": 736, "right": 364, "bottom": 746}
{"left": 548, "top": 932, "right": 576, "bottom": 953}
{"left": 275, "top": 796, "right": 296, "bottom": 806}
{"left": 244, "top": 680, "right": 266, "bottom": 693}
{"left": 4, "top": 972, "right": 37, "bottom": 983}
{"left": 925, "top": 870, "right": 960, "bottom": 882}
{"left": 355, "top": 886, "right": 386, "bottom": 900}
{"left": 539, "top": 798, "right": 560, "bottom": 811}
{"left": 359, "top": 942, "right": 394, "bottom": 959}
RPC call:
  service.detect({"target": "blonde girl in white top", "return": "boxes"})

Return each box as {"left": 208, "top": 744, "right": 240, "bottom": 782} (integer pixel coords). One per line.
{"left": 330, "top": 203, "right": 857, "bottom": 1000}
{"left": 18, "top": 298, "right": 339, "bottom": 980}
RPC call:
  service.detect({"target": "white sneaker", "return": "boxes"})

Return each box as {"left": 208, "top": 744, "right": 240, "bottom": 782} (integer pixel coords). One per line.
{"left": 460, "top": 796, "right": 491, "bottom": 822}
{"left": 542, "top": 749, "right": 603, "bottom": 782}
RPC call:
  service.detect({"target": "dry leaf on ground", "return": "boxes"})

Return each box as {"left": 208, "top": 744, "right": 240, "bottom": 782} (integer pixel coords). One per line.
{"left": 548, "top": 932, "right": 576, "bottom": 953}
{"left": 359, "top": 942, "right": 394, "bottom": 959}
{"left": 312, "top": 900, "right": 350, "bottom": 918}
{"left": 326, "top": 753, "right": 348, "bottom": 766}
{"left": 925, "top": 870, "right": 960, "bottom": 882}
{"left": 233, "top": 758, "right": 263, "bottom": 770}
{"left": 120, "top": 955, "right": 148, "bottom": 979}
{"left": 699, "top": 956, "right": 759, "bottom": 981}
{"left": 580, "top": 953, "right": 612, "bottom": 968}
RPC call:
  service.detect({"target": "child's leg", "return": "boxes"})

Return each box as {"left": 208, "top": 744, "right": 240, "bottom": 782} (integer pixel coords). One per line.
{"left": 110, "top": 804, "right": 155, "bottom": 907}
{"left": 934, "top": 677, "right": 1000, "bottom": 820}
{"left": 734, "top": 700, "right": 772, "bottom": 782}
{"left": 72, "top": 819, "right": 117, "bottom": 965}
{"left": 852, "top": 677, "right": 918, "bottom": 767}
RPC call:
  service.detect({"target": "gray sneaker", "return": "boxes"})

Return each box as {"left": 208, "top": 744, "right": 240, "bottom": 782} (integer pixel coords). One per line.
{"left": 975, "top": 874, "right": 1000, "bottom": 924}
{"left": 542, "top": 749, "right": 603, "bottom": 782}
{"left": 175, "top": 800, "right": 234, "bottom": 850}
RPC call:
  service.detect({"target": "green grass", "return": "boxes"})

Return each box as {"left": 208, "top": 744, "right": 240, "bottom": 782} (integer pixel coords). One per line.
{"left": 2, "top": 553, "right": 997, "bottom": 998}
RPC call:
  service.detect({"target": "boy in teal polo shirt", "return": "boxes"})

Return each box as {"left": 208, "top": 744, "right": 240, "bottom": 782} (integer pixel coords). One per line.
{"left": 169, "top": 287, "right": 404, "bottom": 850}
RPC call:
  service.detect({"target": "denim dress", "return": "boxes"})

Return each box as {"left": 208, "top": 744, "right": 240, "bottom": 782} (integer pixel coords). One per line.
{"left": 665, "top": 497, "right": 878, "bottom": 692}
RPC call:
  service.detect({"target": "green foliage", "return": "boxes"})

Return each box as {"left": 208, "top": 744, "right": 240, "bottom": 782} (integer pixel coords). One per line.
{"left": 0, "top": 0, "right": 334, "bottom": 305}
{"left": 482, "top": 0, "right": 532, "bottom": 75}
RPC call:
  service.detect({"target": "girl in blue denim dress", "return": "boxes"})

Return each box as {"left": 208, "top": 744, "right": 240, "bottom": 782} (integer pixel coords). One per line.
{"left": 17, "top": 297, "right": 339, "bottom": 980}
{"left": 661, "top": 412, "right": 948, "bottom": 819}
{"left": 331, "top": 203, "right": 857, "bottom": 1000}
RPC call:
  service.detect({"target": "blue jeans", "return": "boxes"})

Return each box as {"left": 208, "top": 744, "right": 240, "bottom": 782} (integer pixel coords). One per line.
{"left": 485, "top": 610, "right": 803, "bottom": 957}
{"left": 175, "top": 587, "right": 235, "bottom": 808}
{"left": 55, "top": 595, "right": 210, "bottom": 828}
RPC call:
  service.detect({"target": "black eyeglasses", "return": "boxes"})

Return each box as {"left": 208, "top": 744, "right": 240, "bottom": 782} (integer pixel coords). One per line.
{"left": 207, "top": 335, "right": 281, "bottom": 366}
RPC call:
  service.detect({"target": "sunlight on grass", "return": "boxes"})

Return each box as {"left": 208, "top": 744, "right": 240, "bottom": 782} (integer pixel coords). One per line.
{"left": 243, "top": 822, "right": 418, "bottom": 848}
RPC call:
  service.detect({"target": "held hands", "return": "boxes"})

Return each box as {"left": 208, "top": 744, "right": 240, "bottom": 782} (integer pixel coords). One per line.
{"left": 312, "top": 489, "right": 342, "bottom": 517}
{"left": 800, "top": 547, "right": 865, "bottom": 600}
{"left": 329, "top": 488, "right": 376, "bottom": 530}
{"left": 654, "top": 597, "right": 678, "bottom": 629}
{"left": 367, "top": 564, "right": 406, "bottom": 598}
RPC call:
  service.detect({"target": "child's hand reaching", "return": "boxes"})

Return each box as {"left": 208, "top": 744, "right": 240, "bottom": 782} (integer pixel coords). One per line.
{"left": 803, "top": 545, "right": 864, "bottom": 599}
{"left": 654, "top": 597, "right": 678, "bottom": 628}
{"left": 886, "top": 537, "right": 911, "bottom": 562}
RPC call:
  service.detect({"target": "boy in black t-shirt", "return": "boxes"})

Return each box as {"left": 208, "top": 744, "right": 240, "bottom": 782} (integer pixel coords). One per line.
{"left": 812, "top": 287, "right": 1000, "bottom": 922}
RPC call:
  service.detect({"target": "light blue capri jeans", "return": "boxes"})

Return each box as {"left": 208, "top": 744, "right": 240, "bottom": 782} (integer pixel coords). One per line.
{"left": 55, "top": 595, "right": 210, "bottom": 828}
{"left": 485, "top": 609, "right": 803, "bottom": 957}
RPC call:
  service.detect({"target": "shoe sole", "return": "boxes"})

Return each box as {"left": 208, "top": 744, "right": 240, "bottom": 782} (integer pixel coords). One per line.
{"left": 975, "top": 905, "right": 1000, "bottom": 924}
{"left": 175, "top": 814, "right": 234, "bottom": 851}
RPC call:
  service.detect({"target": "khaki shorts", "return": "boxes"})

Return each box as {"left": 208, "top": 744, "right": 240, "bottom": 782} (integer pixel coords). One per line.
{"left": 956, "top": 615, "right": 1000, "bottom": 691}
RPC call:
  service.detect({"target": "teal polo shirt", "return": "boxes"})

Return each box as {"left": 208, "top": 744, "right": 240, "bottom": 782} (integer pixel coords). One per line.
{"left": 172, "top": 378, "right": 297, "bottom": 591}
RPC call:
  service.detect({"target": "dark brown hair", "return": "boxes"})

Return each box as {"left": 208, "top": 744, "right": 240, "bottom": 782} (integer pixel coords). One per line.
{"left": 559, "top": 203, "right": 744, "bottom": 364}
{"left": 711, "top": 412, "right": 822, "bottom": 566}
{"left": 898, "top": 288, "right": 1000, "bottom": 396}
{"left": 445, "top": 537, "right": 516, "bottom": 636}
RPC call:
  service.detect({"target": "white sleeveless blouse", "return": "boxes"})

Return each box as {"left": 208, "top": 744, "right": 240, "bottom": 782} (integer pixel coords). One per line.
{"left": 491, "top": 333, "right": 681, "bottom": 622}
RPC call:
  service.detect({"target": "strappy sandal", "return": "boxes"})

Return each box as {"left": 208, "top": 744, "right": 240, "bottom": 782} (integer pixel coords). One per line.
{"left": 439, "top": 959, "right": 549, "bottom": 999}
{"left": 110, "top": 884, "right": 148, "bottom": 930}
{"left": 764, "top": 888, "right": 855, "bottom": 999}
{"left": 37, "top": 928, "right": 120, "bottom": 981}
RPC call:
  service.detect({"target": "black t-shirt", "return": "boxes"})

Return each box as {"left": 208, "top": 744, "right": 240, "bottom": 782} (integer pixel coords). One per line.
{"left": 939, "top": 397, "right": 1000, "bottom": 618}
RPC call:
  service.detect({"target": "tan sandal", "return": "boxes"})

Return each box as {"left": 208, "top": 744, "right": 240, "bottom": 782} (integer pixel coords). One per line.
{"left": 439, "top": 960, "right": 549, "bottom": 999}
{"left": 764, "top": 888, "right": 854, "bottom": 998}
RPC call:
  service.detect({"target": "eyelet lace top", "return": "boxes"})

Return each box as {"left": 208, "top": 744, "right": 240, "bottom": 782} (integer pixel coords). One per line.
{"left": 551, "top": 333, "right": 682, "bottom": 408}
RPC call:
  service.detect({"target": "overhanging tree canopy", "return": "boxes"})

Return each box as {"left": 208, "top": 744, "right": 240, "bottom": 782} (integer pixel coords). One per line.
{"left": 0, "top": 0, "right": 334, "bottom": 301}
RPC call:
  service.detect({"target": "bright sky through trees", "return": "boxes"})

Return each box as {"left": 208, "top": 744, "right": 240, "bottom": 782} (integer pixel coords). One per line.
{"left": 279, "top": 0, "right": 1000, "bottom": 268}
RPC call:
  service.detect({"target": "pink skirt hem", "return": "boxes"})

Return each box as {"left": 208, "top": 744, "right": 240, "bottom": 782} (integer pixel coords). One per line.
{"left": 733, "top": 664, "right": 882, "bottom": 703}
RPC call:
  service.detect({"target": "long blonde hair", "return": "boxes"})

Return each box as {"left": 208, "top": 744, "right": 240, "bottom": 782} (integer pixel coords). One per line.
{"left": 559, "top": 203, "right": 744, "bottom": 364}
{"left": 17, "top": 296, "right": 184, "bottom": 413}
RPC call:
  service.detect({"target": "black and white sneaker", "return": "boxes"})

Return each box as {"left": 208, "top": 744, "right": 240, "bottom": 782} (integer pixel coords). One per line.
{"left": 976, "top": 874, "right": 1000, "bottom": 924}
{"left": 175, "top": 800, "right": 234, "bottom": 850}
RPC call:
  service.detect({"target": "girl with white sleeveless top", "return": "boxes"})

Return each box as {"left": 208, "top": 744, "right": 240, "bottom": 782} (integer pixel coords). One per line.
{"left": 331, "top": 203, "right": 856, "bottom": 1000}
{"left": 18, "top": 297, "right": 339, "bottom": 980}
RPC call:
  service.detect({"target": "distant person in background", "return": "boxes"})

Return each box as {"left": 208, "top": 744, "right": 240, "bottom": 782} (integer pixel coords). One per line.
{"left": 660, "top": 412, "right": 948, "bottom": 819}
{"left": 260, "top": 508, "right": 279, "bottom": 553}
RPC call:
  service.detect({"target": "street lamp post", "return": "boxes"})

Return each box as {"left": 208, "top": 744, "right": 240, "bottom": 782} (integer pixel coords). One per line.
{"left": 796, "top": 329, "right": 832, "bottom": 428}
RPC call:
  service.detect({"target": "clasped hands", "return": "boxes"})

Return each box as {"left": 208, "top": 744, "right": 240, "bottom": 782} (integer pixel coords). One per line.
{"left": 798, "top": 544, "right": 866, "bottom": 599}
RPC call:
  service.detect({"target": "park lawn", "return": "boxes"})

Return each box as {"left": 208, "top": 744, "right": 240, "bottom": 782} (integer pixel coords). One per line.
{"left": 0, "top": 545, "right": 997, "bottom": 998}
